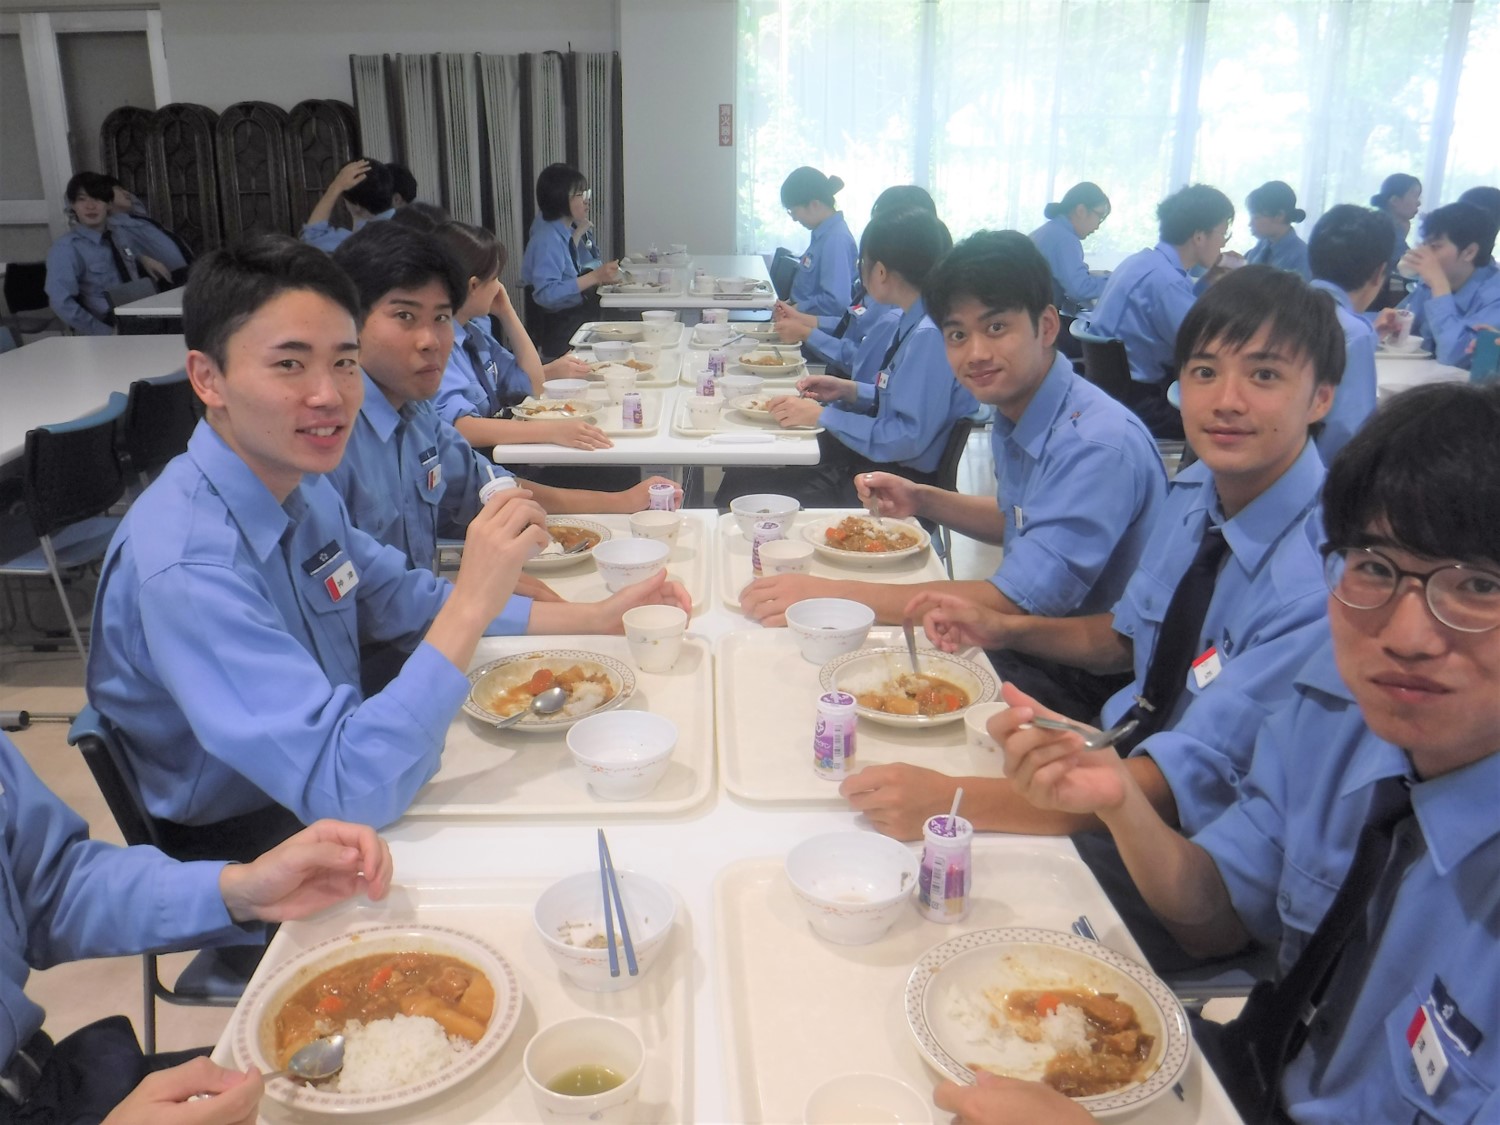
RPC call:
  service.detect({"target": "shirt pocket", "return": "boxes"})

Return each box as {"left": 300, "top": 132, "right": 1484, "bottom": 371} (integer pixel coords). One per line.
{"left": 297, "top": 557, "right": 362, "bottom": 686}
{"left": 1115, "top": 569, "right": 1174, "bottom": 649}
{"left": 1383, "top": 984, "right": 1496, "bottom": 1124}
{"left": 1274, "top": 856, "right": 1341, "bottom": 950}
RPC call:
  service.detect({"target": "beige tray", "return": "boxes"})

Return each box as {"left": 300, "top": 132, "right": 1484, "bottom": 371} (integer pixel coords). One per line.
{"left": 669, "top": 395, "right": 823, "bottom": 440}
{"left": 570, "top": 320, "right": 686, "bottom": 350}
{"left": 715, "top": 842, "right": 1225, "bottom": 1125}
{"left": 406, "top": 634, "right": 713, "bottom": 818}
{"left": 715, "top": 509, "right": 948, "bottom": 610}
{"left": 580, "top": 387, "right": 668, "bottom": 435}
{"left": 214, "top": 877, "right": 692, "bottom": 1124}
{"left": 716, "top": 628, "right": 997, "bottom": 803}
{"left": 521, "top": 511, "right": 712, "bottom": 613}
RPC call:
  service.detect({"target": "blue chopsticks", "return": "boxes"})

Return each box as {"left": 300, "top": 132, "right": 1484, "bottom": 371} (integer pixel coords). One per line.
{"left": 597, "top": 829, "right": 638, "bottom": 977}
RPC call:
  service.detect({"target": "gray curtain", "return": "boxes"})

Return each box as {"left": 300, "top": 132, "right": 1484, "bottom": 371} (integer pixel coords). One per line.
{"left": 392, "top": 54, "right": 442, "bottom": 212}
{"left": 477, "top": 54, "right": 525, "bottom": 294}
{"left": 438, "top": 53, "right": 482, "bottom": 226}
{"left": 573, "top": 51, "right": 620, "bottom": 259}
{"left": 349, "top": 57, "right": 394, "bottom": 163}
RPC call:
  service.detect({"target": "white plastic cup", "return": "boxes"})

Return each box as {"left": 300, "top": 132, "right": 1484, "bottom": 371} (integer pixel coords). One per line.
{"left": 622, "top": 604, "right": 688, "bottom": 673}
{"left": 630, "top": 342, "right": 662, "bottom": 366}
{"left": 757, "top": 538, "right": 814, "bottom": 575}
{"left": 478, "top": 475, "right": 519, "bottom": 505}
{"left": 686, "top": 395, "right": 722, "bottom": 429}
{"left": 629, "top": 509, "right": 683, "bottom": 545}
{"left": 523, "top": 1017, "right": 644, "bottom": 1121}
{"left": 601, "top": 369, "right": 636, "bottom": 403}
{"left": 641, "top": 309, "right": 678, "bottom": 323}
{"left": 701, "top": 307, "right": 730, "bottom": 324}
{"left": 1392, "top": 308, "right": 1416, "bottom": 346}
{"left": 964, "top": 701, "right": 1010, "bottom": 775}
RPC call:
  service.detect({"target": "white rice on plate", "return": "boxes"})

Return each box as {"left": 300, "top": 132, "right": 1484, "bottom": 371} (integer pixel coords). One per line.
{"left": 327, "top": 1014, "right": 470, "bottom": 1094}
{"left": 943, "top": 987, "right": 1092, "bottom": 1082}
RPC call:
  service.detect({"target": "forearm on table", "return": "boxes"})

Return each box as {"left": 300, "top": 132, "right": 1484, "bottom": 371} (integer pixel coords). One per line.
{"left": 1000, "top": 613, "right": 1132, "bottom": 675}
{"left": 528, "top": 600, "right": 608, "bottom": 635}
{"left": 918, "top": 489, "right": 1006, "bottom": 543}
{"left": 850, "top": 577, "right": 1005, "bottom": 624}
{"left": 452, "top": 416, "right": 544, "bottom": 448}
{"left": 518, "top": 480, "right": 618, "bottom": 514}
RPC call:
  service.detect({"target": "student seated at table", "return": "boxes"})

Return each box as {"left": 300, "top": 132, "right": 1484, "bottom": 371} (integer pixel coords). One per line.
{"left": 520, "top": 162, "right": 619, "bottom": 360}
{"left": 1307, "top": 204, "right": 1390, "bottom": 460}
{"left": 300, "top": 158, "right": 396, "bottom": 253}
{"left": 1376, "top": 200, "right": 1500, "bottom": 369}
{"left": 742, "top": 231, "right": 1165, "bottom": 721}
{"left": 87, "top": 233, "right": 558, "bottom": 859}
{"left": 43, "top": 172, "right": 177, "bottom": 336}
{"left": 1243, "top": 180, "right": 1310, "bottom": 280}
{"left": 1028, "top": 181, "right": 1111, "bottom": 335}
{"left": 716, "top": 207, "right": 976, "bottom": 510}
{"left": 1368, "top": 171, "right": 1423, "bottom": 312}
{"left": 1, "top": 730, "right": 392, "bottom": 1123}
{"left": 100, "top": 174, "right": 191, "bottom": 282}
{"left": 1085, "top": 183, "right": 1235, "bottom": 440}
{"left": 780, "top": 165, "right": 860, "bottom": 318}
{"left": 949, "top": 381, "right": 1500, "bottom": 1125}
{"left": 387, "top": 162, "right": 418, "bottom": 208}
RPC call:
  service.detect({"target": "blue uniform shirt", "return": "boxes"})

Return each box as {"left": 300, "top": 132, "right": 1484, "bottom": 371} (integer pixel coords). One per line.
{"left": 521, "top": 215, "right": 601, "bottom": 311}
{"left": 1308, "top": 280, "right": 1377, "bottom": 461}
{"left": 87, "top": 423, "right": 473, "bottom": 829}
{"left": 989, "top": 353, "right": 1166, "bottom": 616}
{"left": 1102, "top": 441, "right": 1329, "bottom": 833}
{"left": 43, "top": 221, "right": 154, "bottom": 336}
{"left": 790, "top": 211, "right": 859, "bottom": 317}
{"left": 1401, "top": 263, "right": 1500, "bottom": 369}
{"left": 1029, "top": 215, "right": 1108, "bottom": 316}
{"left": 1086, "top": 242, "right": 1198, "bottom": 385}
{"left": 807, "top": 292, "right": 898, "bottom": 372}
{"left": 1245, "top": 229, "right": 1311, "bottom": 280}
{"left": 299, "top": 208, "right": 396, "bottom": 253}
{"left": 1193, "top": 641, "right": 1500, "bottom": 1124}
{"left": 436, "top": 318, "right": 534, "bottom": 422}
{"left": 818, "top": 298, "right": 977, "bottom": 474}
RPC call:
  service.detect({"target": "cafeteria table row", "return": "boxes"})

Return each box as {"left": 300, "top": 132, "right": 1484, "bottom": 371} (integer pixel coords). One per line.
{"left": 208, "top": 509, "right": 1244, "bottom": 1124}
{"left": 598, "top": 254, "right": 777, "bottom": 315}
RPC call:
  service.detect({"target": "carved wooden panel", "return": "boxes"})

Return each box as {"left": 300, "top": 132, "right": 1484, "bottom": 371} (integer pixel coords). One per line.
{"left": 215, "top": 101, "right": 293, "bottom": 240}
{"left": 148, "top": 103, "right": 222, "bottom": 255}
{"left": 285, "top": 99, "right": 359, "bottom": 227}
{"left": 100, "top": 106, "right": 156, "bottom": 200}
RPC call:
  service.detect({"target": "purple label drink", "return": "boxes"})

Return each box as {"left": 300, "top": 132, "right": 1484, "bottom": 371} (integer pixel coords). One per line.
{"left": 648, "top": 481, "right": 677, "bottom": 511}
{"left": 750, "top": 519, "right": 785, "bottom": 577}
{"left": 812, "top": 691, "right": 857, "bottom": 778}
{"left": 621, "top": 391, "right": 643, "bottom": 430}
{"left": 918, "top": 814, "right": 973, "bottom": 923}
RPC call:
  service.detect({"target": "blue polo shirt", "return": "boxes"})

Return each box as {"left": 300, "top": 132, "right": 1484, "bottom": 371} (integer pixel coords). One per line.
{"left": 1193, "top": 641, "right": 1500, "bottom": 1123}
{"left": 1029, "top": 215, "right": 1108, "bottom": 316}
{"left": 1401, "top": 263, "right": 1500, "bottom": 369}
{"left": 790, "top": 210, "right": 859, "bottom": 317}
{"left": 1308, "top": 280, "right": 1377, "bottom": 462}
{"left": 1103, "top": 441, "right": 1329, "bottom": 832}
{"left": 989, "top": 353, "right": 1166, "bottom": 616}
{"left": 1246, "top": 229, "right": 1311, "bottom": 280}
{"left": 1086, "top": 241, "right": 1199, "bottom": 385}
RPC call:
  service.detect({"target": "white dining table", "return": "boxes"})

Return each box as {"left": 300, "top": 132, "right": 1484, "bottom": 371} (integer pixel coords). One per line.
{"left": 599, "top": 254, "right": 776, "bottom": 313}
{"left": 1374, "top": 351, "right": 1467, "bottom": 400}
{"left": 210, "top": 509, "right": 1241, "bottom": 1125}
{"left": 0, "top": 333, "right": 187, "bottom": 465}
{"left": 113, "top": 284, "right": 186, "bottom": 318}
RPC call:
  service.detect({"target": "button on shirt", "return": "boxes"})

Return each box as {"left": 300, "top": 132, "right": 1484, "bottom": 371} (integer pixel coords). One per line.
{"left": 521, "top": 215, "right": 599, "bottom": 311}
{"left": 1, "top": 736, "right": 251, "bottom": 1066}
{"left": 1102, "top": 441, "right": 1329, "bottom": 833}
{"left": 989, "top": 353, "right": 1166, "bottom": 617}
{"left": 818, "top": 298, "right": 977, "bottom": 474}
{"left": 790, "top": 210, "right": 859, "bottom": 317}
{"left": 1087, "top": 242, "right": 1198, "bottom": 385}
{"left": 1246, "top": 229, "right": 1311, "bottom": 280}
{"left": 299, "top": 208, "right": 396, "bottom": 253}
{"left": 1029, "top": 215, "right": 1109, "bottom": 316}
{"left": 1401, "top": 263, "right": 1500, "bottom": 369}
{"left": 87, "top": 423, "right": 472, "bottom": 829}
{"left": 1193, "top": 641, "right": 1500, "bottom": 1124}
{"left": 1309, "top": 280, "right": 1377, "bottom": 462}
{"left": 43, "top": 222, "right": 147, "bottom": 336}
{"left": 436, "top": 318, "right": 534, "bottom": 422}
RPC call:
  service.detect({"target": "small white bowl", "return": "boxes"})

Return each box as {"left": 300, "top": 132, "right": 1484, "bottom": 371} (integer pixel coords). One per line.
{"left": 544, "top": 378, "right": 592, "bottom": 400}
{"left": 533, "top": 870, "right": 677, "bottom": 991}
{"left": 628, "top": 509, "right": 683, "bottom": 545}
{"left": 758, "top": 538, "right": 815, "bottom": 576}
{"left": 639, "top": 321, "right": 675, "bottom": 344}
{"left": 717, "top": 373, "right": 765, "bottom": 400}
{"left": 640, "top": 309, "right": 678, "bottom": 324}
{"left": 964, "top": 701, "right": 1010, "bottom": 775}
{"left": 804, "top": 1073, "right": 934, "bottom": 1125}
{"left": 568, "top": 709, "right": 676, "bottom": 799}
{"left": 592, "top": 340, "right": 633, "bottom": 362}
{"left": 785, "top": 832, "right": 919, "bottom": 945}
{"left": 523, "top": 1016, "right": 644, "bottom": 1121}
{"left": 716, "top": 276, "right": 756, "bottom": 294}
{"left": 591, "top": 538, "right": 671, "bottom": 592}
{"left": 784, "top": 598, "right": 876, "bottom": 664}
{"left": 730, "top": 492, "right": 800, "bottom": 537}
{"left": 694, "top": 322, "right": 732, "bottom": 345}
{"left": 630, "top": 342, "right": 662, "bottom": 366}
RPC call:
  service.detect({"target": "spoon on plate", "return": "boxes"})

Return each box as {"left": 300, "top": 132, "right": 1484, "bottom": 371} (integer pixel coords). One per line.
{"left": 494, "top": 684, "right": 569, "bottom": 728}
{"left": 1029, "top": 716, "right": 1139, "bottom": 751}
{"left": 263, "top": 1033, "right": 346, "bottom": 1084}
{"left": 901, "top": 617, "right": 922, "bottom": 676}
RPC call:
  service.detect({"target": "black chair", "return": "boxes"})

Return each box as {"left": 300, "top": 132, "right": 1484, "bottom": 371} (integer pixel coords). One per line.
{"left": 922, "top": 418, "right": 975, "bottom": 578}
{"left": 1076, "top": 330, "right": 1134, "bottom": 404}
{"left": 69, "top": 706, "right": 251, "bottom": 1054}
{"left": 120, "top": 372, "right": 197, "bottom": 490}
{"left": 770, "top": 247, "right": 799, "bottom": 302}
{"left": 0, "top": 327, "right": 16, "bottom": 354}
{"left": 106, "top": 277, "right": 159, "bottom": 311}
{"left": 1, "top": 261, "right": 61, "bottom": 341}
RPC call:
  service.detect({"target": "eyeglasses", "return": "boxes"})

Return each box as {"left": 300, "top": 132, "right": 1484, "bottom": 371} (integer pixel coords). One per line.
{"left": 571, "top": 188, "right": 592, "bottom": 202}
{"left": 1089, "top": 208, "right": 1109, "bottom": 221}
{"left": 1322, "top": 546, "right": 1500, "bottom": 633}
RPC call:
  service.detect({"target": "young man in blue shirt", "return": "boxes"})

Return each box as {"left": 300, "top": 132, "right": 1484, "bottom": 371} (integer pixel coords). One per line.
{"left": 1379, "top": 200, "right": 1500, "bottom": 369}
{"left": 743, "top": 231, "right": 1165, "bottom": 721}
{"left": 845, "top": 267, "right": 1338, "bottom": 861}
{"left": 87, "top": 234, "right": 555, "bottom": 859}
{"left": 300, "top": 159, "right": 396, "bottom": 253}
{"left": 954, "top": 381, "right": 1500, "bottom": 1125}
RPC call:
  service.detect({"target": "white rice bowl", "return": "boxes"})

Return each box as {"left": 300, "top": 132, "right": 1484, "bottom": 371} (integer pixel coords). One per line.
{"left": 329, "top": 1014, "right": 471, "bottom": 1094}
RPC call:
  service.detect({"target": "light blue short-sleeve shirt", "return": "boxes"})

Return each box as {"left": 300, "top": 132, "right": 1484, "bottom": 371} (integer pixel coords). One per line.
{"left": 1029, "top": 215, "right": 1108, "bottom": 316}
{"left": 1401, "top": 263, "right": 1500, "bottom": 369}
{"left": 1086, "top": 242, "right": 1198, "bottom": 386}
{"left": 1308, "top": 280, "right": 1377, "bottom": 461}
{"left": 790, "top": 210, "right": 859, "bottom": 317}
{"left": 1246, "top": 228, "right": 1311, "bottom": 280}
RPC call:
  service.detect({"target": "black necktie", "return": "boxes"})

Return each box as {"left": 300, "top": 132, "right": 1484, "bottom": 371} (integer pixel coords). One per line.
{"left": 461, "top": 334, "right": 493, "bottom": 398}
{"left": 568, "top": 234, "right": 581, "bottom": 274}
{"left": 101, "top": 230, "right": 133, "bottom": 283}
{"left": 1117, "top": 525, "right": 1229, "bottom": 754}
{"left": 1216, "top": 777, "right": 1417, "bottom": 1123}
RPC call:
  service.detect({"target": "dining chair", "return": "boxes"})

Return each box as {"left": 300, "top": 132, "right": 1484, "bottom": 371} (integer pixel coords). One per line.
{"left": 922, "top": 418, "right": 975, "bottom": 579}
{"left": 0, "top": 396, "right": 128, "bottom": 658}
{"left": 0, "top": 327, "right": 17, "bottom": 354}
{"left": 120, "top": 372, "right": 198, "bottom": 491}
{"left": 1, "top": 261, "right": 61, "bottom": 342}
{"left": 1075, "top": 330, "right": 1134, "bottom": 404}
{"left": 769, "top": 247, "right": 799, "bottom": 302}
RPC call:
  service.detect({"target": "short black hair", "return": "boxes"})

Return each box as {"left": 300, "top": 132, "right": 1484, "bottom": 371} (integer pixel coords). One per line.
{"left": 1157, "top": 184, "right": 1235, "bottom": 244}
{"left": 183, "top": 233, "right": 361, "bottom": 370}
{"left": 65, "top": 171, "right": 116, "bottom": 205}
{"left": 1309, "top": 204, "right": 1394, "bottom": 291}
{"left": 387, "top": 162, "right": 418, "bottom": 205}
{"left": 1457, "top": 186, "right": 1500, "bottom": 230}
{"left": 1421, "top": 201, "right": 1497, "bottom": 267}
{"left": 1323, "top": 382, "right": 1500, "bottom": 567}
{"left": 1173, "top": 264, "right": 1344, "bottom": 387}
{"left": 331, "top": 221, "right": 465, "bottom": 316}
{"left": 1369, "top": 173, "right": 1420, "bottom": 210}
{"left": 871, "top": 185, "right": 936, "bottom": 218}
{"left": 923, "top": 229, "right": 1053, "bottom": 332}
{"left": 1044, "top": 182, "right": 1109, "bottom": 221}
{"left": 860, "top": 208, "right": 948, "bottom": 290}
{"left": 433, "top": 221, "right": 504, "bottom": 285}
{"left": 343, "top": 159, "right": 394, "bottom": 214}
{"left": 1246, "top": 180, "right": 1305, "bottom": 223}
{"left": 536, "top": 163, "right": 587, "bottom": 222}
{"left": 781, "top": 166, "right": 843, "bottom": 209}
{"left": 389, "top": 200, "right": 451, "bottom": 233}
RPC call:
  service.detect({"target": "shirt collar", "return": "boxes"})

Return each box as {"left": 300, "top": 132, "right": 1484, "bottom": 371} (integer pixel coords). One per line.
{"left": 809, "top": 210, "right": 845, "bottom": 247}
{"left": 997, "top": 352, "right": 1075, "bottom": 459}
{"left": 185, "top": 421, "right": 293, "bottom": 562}
{"left": 357, "top": 370, "right": 402, "bottom": 440}
{"left": 1209, "top": 439, "right": 1324, "bottom": 572}
{"left": 452, "top": 319, "right": 471, "bottom": 347}
{"left": 1308, "top": 278, "right": 1354, "bottom": 312}
{"left": 1154, "top": 240, "right": 1188, "bottom": 276}
{"left": 896, "top": 296, "right": 926, "bottom": 337}
{"left": 1451, "top": 264, "right": 1498, "bottom": 313}
{"left": 73, "top": 224, "right": 108, "bottom": 246}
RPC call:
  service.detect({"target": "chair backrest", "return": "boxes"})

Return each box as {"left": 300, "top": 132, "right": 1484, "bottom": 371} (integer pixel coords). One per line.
{"left": 0, "top": 327, "right": 16, "bottom": 354}
{"left": 931, "top": 418, "right": 975, "bottom": 493}
{"left": 2, "top": 262, "right": 50, "bottom": 314}
{"left": 770, "top": 247, "right": 800, "bottom": 302}
{"left": 69, "top": 705, "right": 163, "bottom": 849}
{"left": 122, "top": 373, "right": 198, "bottom": 478}
{"left": 22, "top": 394, "right": 128, "bottom": 539}
{"left": 1076, "top": 332, "right": 1134, "bottom": 404}
{"left": 107, "top": 277, "right": 159, "bottom": 310}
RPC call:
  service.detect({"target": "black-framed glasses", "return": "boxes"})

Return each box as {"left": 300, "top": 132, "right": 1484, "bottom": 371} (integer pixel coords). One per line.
{"left": 1322, "top": 546, "right": 1500, "bottom": 633}
{"left": 1089, "top": 208, "right": 1110, "bottom": 222}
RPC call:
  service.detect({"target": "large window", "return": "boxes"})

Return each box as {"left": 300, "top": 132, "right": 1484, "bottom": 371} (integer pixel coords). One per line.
{"left": 736, "top": 0, "right": 1497, "bottom": 260}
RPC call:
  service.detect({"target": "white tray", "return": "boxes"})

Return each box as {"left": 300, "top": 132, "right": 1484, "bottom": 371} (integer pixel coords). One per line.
{"left": 519, "top": 511, "right": 712, "bottom": 613}
{"left": 600, "top": 280, "right": 685, "bottom": 298}
{"left": 715, "top": 510, "right": 948, "bottom": 610}
{"left": 715, "top": 628, "right": 997, "bottom": 803}
{"left": 715, "top": 841, "right": 1228, "bottom": 1125}
{"left": 213, "top": 877, "right": 693, "bottom": 1123}
{"left": 569, "top": 353, "right": 681, "bottom": 390}
{"left": 569, "top": 320, "right": 686, "bottom": 350}
{"left": 406, "top": 634, "right": 714, "bottom": 818}
{"left": 669, "top": 395, "right": 823, "bottom": 440}
{"left": 581, "top": 388, "right": 667, "bottom": 436}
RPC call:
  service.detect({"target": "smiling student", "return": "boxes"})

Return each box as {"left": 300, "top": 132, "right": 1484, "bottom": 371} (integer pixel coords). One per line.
{"left": 1378, "top": 200, "right": 1500, "bottom": 369}
{"left": 780, "top": 165, "right": 860, "bottom": 317}
{"left": 1243, "top": 181, "right": 1310, "bottom": 280}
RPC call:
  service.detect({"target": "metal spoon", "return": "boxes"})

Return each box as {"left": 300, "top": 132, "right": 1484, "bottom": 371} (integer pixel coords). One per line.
{"left": 901, "top": 618, "right": 922, "bottom": 676}
{"left": 263, "top": 1033, "right": 345, "bottom": 1084}
{"left": 494, "top": 684, "right": 569, "bottom": 728}
{"left": 560, "top": 536, "right": 594, "bottom": 556}
{"left": 1029, "top": 716, "right": 1139, "bottom": 751}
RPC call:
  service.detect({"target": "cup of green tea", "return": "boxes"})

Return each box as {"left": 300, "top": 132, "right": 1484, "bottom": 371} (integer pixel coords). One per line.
{"left": 523, "top": 1016, "right": 645, "bottom": 1119}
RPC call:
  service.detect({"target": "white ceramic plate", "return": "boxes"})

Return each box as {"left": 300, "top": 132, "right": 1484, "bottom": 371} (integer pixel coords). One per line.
{"left": 510, "top": 397, "right": 597, "bottom": 422}
{"left": 1376, "top": 345, "right": 1435, "bottom": 360}
{"left": 734, "top": 350, "right": 803, "bottom": 376}
{"left": 583, "top": 322, "right": 645, "bottom": 342}
{"left": 726, "top": 393, "right": 776, "bottom": 421}
{"left": 232, "top": 923, "right": 522, "bottom": 1115}
{"left": 820, "top": 647, "right": 998, "bottom": 728}
{"left": 464, "top": 650, "right": 635, "bottom": 732}
{"left": 523, "top": 517, "right": 613, "bottom": 573}
{"left": 589, "top": 359, "right": 657, "bottom": 382}
{"left": 905, "top": 928, "right": 1191, "bottom": 1118}
{"left": 799, "top": 514, "right": 931, "bottom": 564}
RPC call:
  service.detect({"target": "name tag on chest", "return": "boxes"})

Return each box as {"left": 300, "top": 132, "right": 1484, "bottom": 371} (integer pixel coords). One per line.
{"left": 877, "top": 370, "right": 891, "bottom": 390}
{"left": 301, "top": 540, "right": 360, "bottom": 603}
{"left": 1191, "top": 646, "right": 1222, "bottom": 689}
{"left": 418, "top": 445, "right": 442, "bottom": 492}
